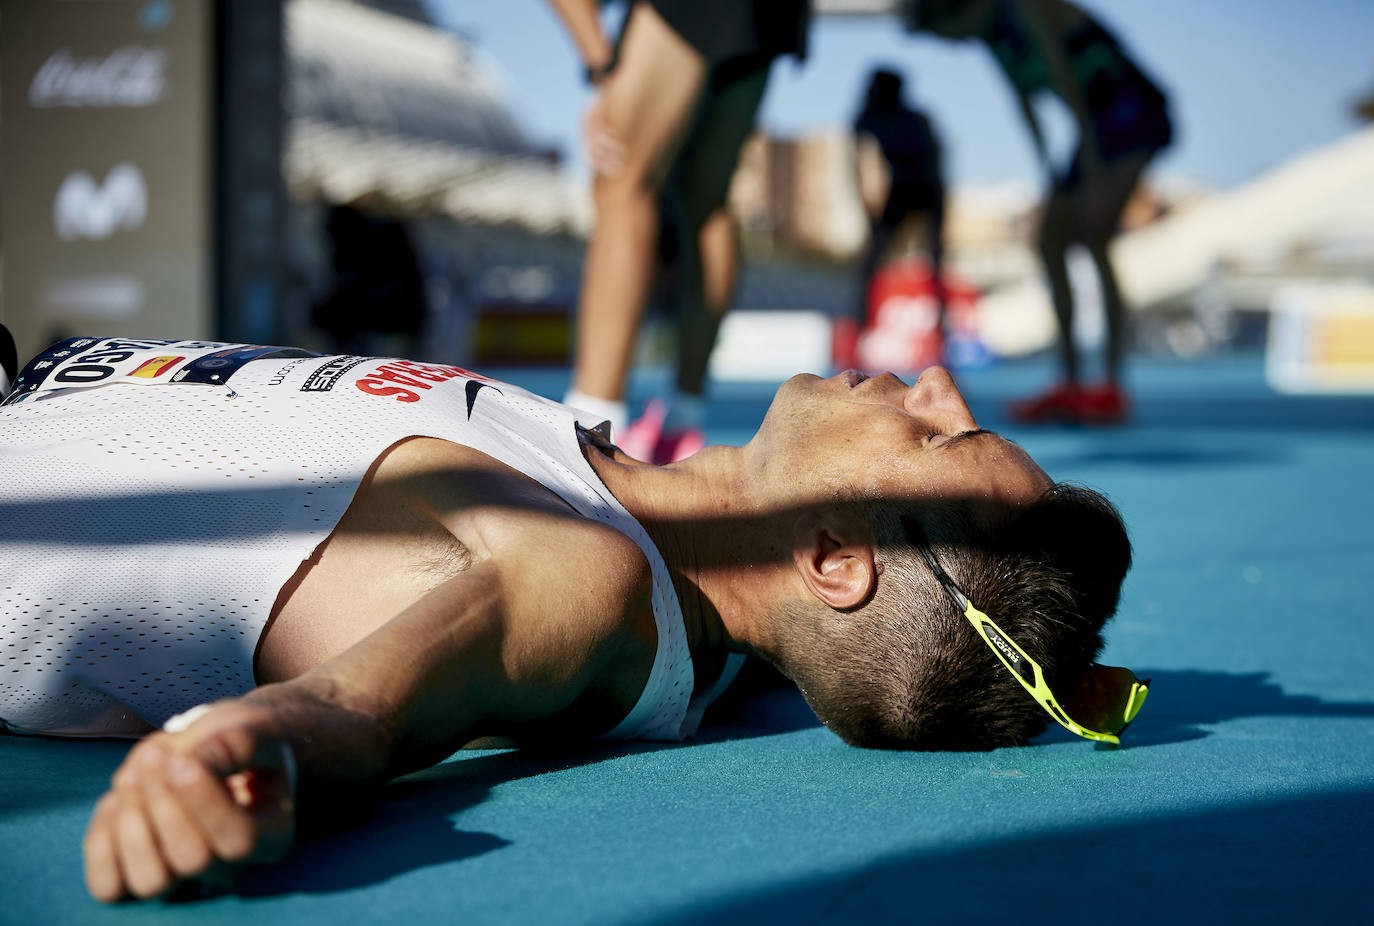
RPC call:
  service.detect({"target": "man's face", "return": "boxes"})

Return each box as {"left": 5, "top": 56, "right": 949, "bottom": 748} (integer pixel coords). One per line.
{"left": 753, "top": 367, "right": 1052, "bottom": 513}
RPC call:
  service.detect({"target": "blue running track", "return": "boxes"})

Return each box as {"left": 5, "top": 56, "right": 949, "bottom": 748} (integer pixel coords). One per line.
{"left": 3, "top": 351, "right": 1371, "bottom": 924}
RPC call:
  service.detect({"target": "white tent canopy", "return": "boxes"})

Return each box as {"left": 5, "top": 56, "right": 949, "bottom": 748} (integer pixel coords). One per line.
{"left": 284, "top": 0, "right": 586, "bottom": 233}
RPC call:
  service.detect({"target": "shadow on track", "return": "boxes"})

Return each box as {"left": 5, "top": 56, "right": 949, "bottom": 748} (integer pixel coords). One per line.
{"left": 1099, "top": 668, "right": 1374, "bottom": 748}
{"left": 655, "top": 785, "right": 1374, "bottom": 924}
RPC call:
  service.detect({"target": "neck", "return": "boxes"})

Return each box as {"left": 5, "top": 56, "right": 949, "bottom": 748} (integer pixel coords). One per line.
{"left": 580, "top": 435, "right": 788, "bottom": 661}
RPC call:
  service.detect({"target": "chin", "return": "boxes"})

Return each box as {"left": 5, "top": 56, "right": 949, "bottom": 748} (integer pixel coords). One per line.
{"left": 769, "top": 372, "right": 820, "bottom": 403}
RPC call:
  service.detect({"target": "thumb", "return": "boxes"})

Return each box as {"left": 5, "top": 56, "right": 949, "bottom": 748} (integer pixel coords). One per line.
{"left": 168, "top": 702, "right": 293, "bottom": 787}
{"left": 190, "top": 723, "right": 277, "bottom": 778}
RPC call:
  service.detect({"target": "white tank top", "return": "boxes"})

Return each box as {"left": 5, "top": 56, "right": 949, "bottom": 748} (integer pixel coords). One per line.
{"left": 1, "top": 338, "right": 733, "bottom": 740}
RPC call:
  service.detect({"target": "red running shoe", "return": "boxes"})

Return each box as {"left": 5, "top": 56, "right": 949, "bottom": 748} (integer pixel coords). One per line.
{"left": 1007, "top": 382, "right": 1084, "bottom": 424}
{"left": 652, "top": 426, "right": 706, "bottom": 463}
{"left": 1075, "top": 381, "right": 1131, "bottom": 425}
{"left": 617, "top": 399, "right": 706, "bottom": 464}
{"left": 1008, "top": 381, "right": 1131, "bottom": 425}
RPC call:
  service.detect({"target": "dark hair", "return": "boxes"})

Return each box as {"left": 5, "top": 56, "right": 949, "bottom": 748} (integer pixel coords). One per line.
{"left": 784, "top": 484, "right": 1132, "bottom": 750}
{"left": 864, "top": 68, "right": 905, "bottom": 111}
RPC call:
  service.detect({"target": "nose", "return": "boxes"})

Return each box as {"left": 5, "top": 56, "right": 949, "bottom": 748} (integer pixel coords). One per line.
{"left": 903, "top": 367, "right": 977, "bottom": 431}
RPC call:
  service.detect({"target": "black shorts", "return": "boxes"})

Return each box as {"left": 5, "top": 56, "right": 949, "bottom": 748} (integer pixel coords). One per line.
{"left": 880, "top": 183, "right": 944, "bottom": 230}
{"left": 643, "top": 0, "right": 809, "bottom": 67}
{"left": 1058, "top": 83, "right": 1172, "bottom": 190}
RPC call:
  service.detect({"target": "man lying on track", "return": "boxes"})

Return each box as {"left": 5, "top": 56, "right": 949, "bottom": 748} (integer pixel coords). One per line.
{"left": 0, "top": 332, "right": 1144, "bottom": 901}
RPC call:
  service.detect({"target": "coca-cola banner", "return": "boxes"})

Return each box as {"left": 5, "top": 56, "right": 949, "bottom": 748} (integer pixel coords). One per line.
{"left": 28, "top": 46, "right": 171, "bottom": 109}
{"left": 1, "top": 0, "right": 212, "bottom": 360}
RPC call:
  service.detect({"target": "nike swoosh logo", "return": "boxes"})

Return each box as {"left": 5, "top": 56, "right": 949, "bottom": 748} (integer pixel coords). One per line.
{"left": 465, "top": 379, "right": 502, "bottom": 419}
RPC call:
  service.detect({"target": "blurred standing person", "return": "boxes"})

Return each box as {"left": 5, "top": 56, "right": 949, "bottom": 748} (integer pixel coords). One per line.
{"left": 547, "top": 0, "right": 809, "bottom": 462}
{"left": 842, "top": 67, "right": 947, "bottom": 372}
{"left": 310, "top": 202, "right": 427, "bottom": 357}
{"left": 908, "top": 0, "right": 1172, "bottom": 424}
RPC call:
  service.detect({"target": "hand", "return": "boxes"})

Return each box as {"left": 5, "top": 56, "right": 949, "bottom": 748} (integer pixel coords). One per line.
{"left": 83, "top": 700, "right": 296, "bottom": 902}
{"left": 583, "top": 93, "right": 627, "bottom": 178}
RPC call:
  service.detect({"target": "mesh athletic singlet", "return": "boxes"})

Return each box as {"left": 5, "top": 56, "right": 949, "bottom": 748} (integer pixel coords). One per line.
{"left": 1, "top": 338, "right": 726, "bottom": 740}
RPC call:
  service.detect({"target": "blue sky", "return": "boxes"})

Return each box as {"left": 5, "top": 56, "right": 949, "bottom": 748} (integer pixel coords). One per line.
{"left": 430, "top": 0, "right": 1374, "bottom": 190}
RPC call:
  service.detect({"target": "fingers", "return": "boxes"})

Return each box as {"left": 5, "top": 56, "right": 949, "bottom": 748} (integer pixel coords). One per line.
{"left": 83, "top": 729, "right": 294, "bottom": 902}
{"left": 83, "top": 794, "right": 124, "bottom": 902}
{"left": 83, "top": 782, "right": 178, "bottom": 902}
{"left": 83, "top": 742, "right": 202, "bottom": 901}
{"left": 142, "top": 761, "right": 215, "bottom": 877}
{"left": 584, "top": 100, "right": 627, "bottom": 177}
{"left": 588, "top": 132, "right": 627, "bottom": 176}
{"left": 228, "top": 769, "right": 295, "bottom": 864}
{"left": 187, "top": 715, "right": 289, "bottom": 782}
{"left": 164, "top": 751, "right": 259, "bottom": 862}
{"left": 187, "top": 727, "right": 296, "bottom": 862}
{"left": 113, "top": 794, "right": 172, "bottom": 898}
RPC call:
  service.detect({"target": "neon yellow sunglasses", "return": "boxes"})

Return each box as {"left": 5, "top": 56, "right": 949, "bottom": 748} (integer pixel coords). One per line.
{"left": 909, "top": 520, "right": 1149, "bottom": 745}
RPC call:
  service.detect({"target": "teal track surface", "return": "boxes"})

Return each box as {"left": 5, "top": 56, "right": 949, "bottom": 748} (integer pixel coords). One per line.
{"left": 4, "top": 352, "right": 1373, "bottom": 923}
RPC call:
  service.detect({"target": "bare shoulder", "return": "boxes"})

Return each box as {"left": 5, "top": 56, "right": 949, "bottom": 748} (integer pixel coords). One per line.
{"left": 397, "top": 435, "right": 659, "bottom": 672}
{"left": 515, "top": 515, "right": 652, "bottom": 593}
{"left": 459, "top": 474, "right": 658, "bottom": 740}
{"left": 381, "top": 437, "right": 653, "bottom": 593}
{"left": 482, "top": 504, "right": 657, "bottom": 648}
{"left": 256, "top": 435, "right": 662, "bottom": 752}
{"left": 263, "top": 436, "right": 654, "bottom": 689}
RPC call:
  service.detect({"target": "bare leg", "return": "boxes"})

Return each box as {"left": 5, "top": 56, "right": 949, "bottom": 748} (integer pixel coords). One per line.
{"left": 1077, "top": 151, "right": 1153, "bottom": 385}
{"left": 569, "top": 5, "right": 708, "bottom": 403}
{"left": 927, "top": 195, "right": 948, "bottom": 363}
{"left": 1038, "top": 193, "right": 1079, "bottom": 384}
{"left": 669, "top": 65, "right": 770, "bottom": 398}
{"left": 676, "top": 206, "right": 738, "bottom": 394}
{"left": 1086, "top": 240, "right": 1125, "bottom": 383}
{"left": 855, "top": 220, "right": 895, "bottom": 326}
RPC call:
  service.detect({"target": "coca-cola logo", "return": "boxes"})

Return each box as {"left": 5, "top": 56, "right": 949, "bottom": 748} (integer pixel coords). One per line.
{"left": 54, "top": 163, "right": 148, "bottom": 242}
{"left": 29, "top": 47, "right": 167, "bottom": 109}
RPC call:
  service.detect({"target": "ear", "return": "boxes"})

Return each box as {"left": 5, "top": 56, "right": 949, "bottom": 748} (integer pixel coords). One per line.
{"left": 791, "top": 511, "right": 878, "bottom": 612}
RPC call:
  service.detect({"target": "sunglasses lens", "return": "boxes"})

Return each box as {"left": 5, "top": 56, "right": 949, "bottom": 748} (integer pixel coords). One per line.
{"left": 1063, "top": 665, "right": 1148, "bottom": 735}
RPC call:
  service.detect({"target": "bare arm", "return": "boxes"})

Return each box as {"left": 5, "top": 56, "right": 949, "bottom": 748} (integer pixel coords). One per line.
{"left": 546, "top": 0, "right": 615, "bottom": 74}
{"left": 853, "top": 132, "right": 889, "bottom": 221}
{"left": 84, "top": 523, "right": 654, "bottom": 901}
{"left": 273, "top": 542, "right": 651, "bottom": 779}
{"left": 1013, "top": 0, "right": 1103, "bottom": 177}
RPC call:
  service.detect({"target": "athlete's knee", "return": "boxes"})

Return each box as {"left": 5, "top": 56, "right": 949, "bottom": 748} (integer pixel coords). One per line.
{"left": 1037, "top": 223, "right": 1070, "bottom": 260}
{"left": 591, "top": 167, "right": 661, "bottom": 215}
{"left": 1082, "top": 207, "right": 1125, "bottom": 248}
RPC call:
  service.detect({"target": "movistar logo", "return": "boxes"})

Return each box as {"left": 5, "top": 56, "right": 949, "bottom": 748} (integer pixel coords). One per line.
{"left": 54, "top": 163, "right": 147, "bottom": 241}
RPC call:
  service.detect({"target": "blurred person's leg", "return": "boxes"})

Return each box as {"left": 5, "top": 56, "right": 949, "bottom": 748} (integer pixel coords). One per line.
{"left": 672, "top": 205, "right": 736, "bottom": 407}
{"left": 1038, "top": 190, "right": 1079, "bottom": 384}
{"left": 1038, "top": 148, "right": 1156, "bottom": 425}
{"left": 670, "top": 62, "right": 769, "bottom": 409}
{"left": 566, "top": 4, "right": 708, "bottom": 427}
{"left": 1009, "top": 188, "right": 1083, "bottom": 423}
{"left": 845, "top": 183, "right": 910, "bottom": 372}
{"left": 854, "top": 219, "right": 896, "bottom": 323}
{"left": 618, "top": 59, "right": 769, "bottom": 463}
{"left": 928, "top": 190, "right": 948, "bottom": 364}
{"left": 1076, "top": 150, "right": 1152, "bottom": 386}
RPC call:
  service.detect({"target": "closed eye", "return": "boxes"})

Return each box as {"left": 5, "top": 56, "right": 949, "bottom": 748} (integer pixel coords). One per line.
{"left": 940, "top": 428, "right": 998, "bottom": 450}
